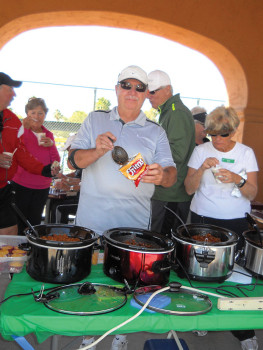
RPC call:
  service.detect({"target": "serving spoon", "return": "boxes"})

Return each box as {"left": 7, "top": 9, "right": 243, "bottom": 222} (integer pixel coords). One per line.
{"left": 11, "top": 202, "right": 39, "bottom": 237}
{"left": 108, "top": 137, "right": 129, "bottom": 166}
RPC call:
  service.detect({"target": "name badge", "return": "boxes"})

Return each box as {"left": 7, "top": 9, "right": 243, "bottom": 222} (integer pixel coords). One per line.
{"left": 221, "top": 158, "right": 235, "bottom": 163}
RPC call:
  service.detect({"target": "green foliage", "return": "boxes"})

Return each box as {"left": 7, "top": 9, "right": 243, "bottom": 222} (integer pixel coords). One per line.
{"left": 69, "top": 111, "right": 88, "bottom": 123}
{"left": 54, "top": 109, "right": 68, "bottom": 122}
{"left": 145, "top": 108, "right": 159, "bottom": 123}
{"left": 95, "top": 97, "right": 111, "bottom": 111}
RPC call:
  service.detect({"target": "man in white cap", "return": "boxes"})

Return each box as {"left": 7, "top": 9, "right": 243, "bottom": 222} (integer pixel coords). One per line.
{"left": 148, "top": 70, "right": 195, "bottom": 236}
{"left": 68, "top": 65, "right": 176, "bottom": 350}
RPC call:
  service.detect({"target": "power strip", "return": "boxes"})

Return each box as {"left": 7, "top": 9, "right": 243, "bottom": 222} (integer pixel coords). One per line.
{"left": 218, "top": 297, "right": 263, "bottom": 311}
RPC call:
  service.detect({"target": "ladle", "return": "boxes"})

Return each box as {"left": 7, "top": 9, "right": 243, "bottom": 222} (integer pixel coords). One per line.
{"left": 245, "top": 212, "right": 263, "bottom": 248}
{"left": 164, "top": 206, "right": 192, "bottom": 239}
{"left": 11, "top": 202, "right": 39, "bottom": 237}
{"left": 108, "top": 137, "right": 129, "bottom": 166}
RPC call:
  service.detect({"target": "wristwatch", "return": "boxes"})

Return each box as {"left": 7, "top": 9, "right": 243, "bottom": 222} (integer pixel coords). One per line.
{"left": 236, "top": 177, "right": 246, "bottom": 188}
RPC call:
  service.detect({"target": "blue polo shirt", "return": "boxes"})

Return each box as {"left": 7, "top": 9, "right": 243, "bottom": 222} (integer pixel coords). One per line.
{"left": 71, "top": 107, "right": 176, "bottom": 235}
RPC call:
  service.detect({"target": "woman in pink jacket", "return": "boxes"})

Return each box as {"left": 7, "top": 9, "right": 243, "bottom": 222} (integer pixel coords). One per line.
{"left": 12, "top": 97, "right": 60, "bottom": 234}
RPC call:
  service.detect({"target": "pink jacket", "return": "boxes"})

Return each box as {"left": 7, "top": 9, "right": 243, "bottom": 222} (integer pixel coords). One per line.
{"left": 13, "top": 125, "right": 60, "bottom": 189}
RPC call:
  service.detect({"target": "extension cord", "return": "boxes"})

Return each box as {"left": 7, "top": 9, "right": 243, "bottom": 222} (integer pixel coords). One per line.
{"left": 218, "top": 297, "right": 263, "bottom": 310}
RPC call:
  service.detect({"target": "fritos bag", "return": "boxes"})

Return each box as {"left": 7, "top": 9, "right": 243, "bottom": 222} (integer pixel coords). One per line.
{"left": 119, "top": 153, "right": 148, "bottom": 187}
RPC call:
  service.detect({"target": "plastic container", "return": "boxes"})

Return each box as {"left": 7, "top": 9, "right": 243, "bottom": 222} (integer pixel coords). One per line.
{"left": 0, "top": 235, "right": 28, "bottom": 274}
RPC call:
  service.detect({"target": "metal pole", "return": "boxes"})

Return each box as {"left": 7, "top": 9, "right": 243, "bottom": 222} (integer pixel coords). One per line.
{"left": 93, "top": 88, "right": 97, "bottom": 111}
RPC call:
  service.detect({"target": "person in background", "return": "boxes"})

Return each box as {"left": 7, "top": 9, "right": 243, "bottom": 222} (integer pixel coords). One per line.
{"left": 53, "top": 134, "right": 81, "bottom": 223}
{"left": 184, "top": 106, "right": 259, "bottom": 350}
{"left": 0, "top": 73, "right": 59, "bottom": 236}
{"left": 12, "top": 97, "right": 60, "bottom": 234}
{"left": 68, "top": 65, "right": 176, "bottom": 350}
{"left": 191, "top": 106, "right": 210, "bottom": 145}
{"left": 147, "top": 70, "right": 195, "bottom": 237}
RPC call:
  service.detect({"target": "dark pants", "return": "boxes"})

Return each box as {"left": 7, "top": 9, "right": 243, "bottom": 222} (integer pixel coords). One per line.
{"left": 190, "top": 211, "right": 255, "bottom": 342}
{"left": 151, "top": 200, "right": 191, "bottom": 237}
{"left": 0, "top": 183, "right": 17, "bottom": 229}
{"left": 12, "top": 182, "right": 49, "bottom": 235}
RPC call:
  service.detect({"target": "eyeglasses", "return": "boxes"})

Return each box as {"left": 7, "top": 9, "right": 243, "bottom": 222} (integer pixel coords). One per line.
{"left": 118, "top": 81, "right": 147, "bottom": 93}
{"left": 209, "top": 133, "right": 230, "bottom": 138}
{"left": 149, "top": 87, "right": 164, "bottom": 95}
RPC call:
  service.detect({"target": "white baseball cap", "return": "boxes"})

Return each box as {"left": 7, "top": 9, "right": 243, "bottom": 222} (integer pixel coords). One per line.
{"left": 148, "top": 70, "right": 171, "bottom": 92}
{"left": 61, "top": 134, "right": 76, "bottom": 151}
{"left": 118, "top": 65, "right": 148, "bottom": 85}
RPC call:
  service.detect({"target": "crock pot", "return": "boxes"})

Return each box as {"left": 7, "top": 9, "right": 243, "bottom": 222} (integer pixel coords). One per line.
{"left": 23, "top": 224, "right": 98, "bottom": 284}
{"left": 172, "top": 224, "right": 238, "bottom": 282}
{"left": 103, "top": 227, "right": 175, "bottom": 286}
{"left": 243, "top": 229, "right": 263, "bottom": 277}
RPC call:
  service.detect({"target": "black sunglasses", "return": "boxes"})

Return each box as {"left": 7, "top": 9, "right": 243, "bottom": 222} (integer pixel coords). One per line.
{"left": 209, "top": 133, "right": 230, "bottom": 138}
{"left": 149, "top": 87, "right": 164, "bottom": 95}
{"left": 118, "top": 81, "right": 147, "bottom": 93}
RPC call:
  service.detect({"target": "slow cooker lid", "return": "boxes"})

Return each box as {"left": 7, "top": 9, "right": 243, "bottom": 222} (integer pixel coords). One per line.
{"left": 174, "top": 224, "right": 238, "bottom": 246}
{"left": 26, "top": 224, "right": 98, "bottom": 248}
{"left": 133, "top": 284, "right": 212, "bottom": 315}
{"left": 103, "top": 227, "right": 174, "bottom": 252}
{"left": 43, "top": 282, "right": 127, "bottom": 315}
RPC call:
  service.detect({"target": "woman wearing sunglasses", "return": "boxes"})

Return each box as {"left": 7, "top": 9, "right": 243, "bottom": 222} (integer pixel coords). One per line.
{"left": 184, "top": 106, "right": 258, "bottom": 350}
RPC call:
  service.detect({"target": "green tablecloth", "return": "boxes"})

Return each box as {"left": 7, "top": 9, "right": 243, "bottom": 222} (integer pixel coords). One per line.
{"left": 1, "top": 264, "right": 263, "bottom": 343}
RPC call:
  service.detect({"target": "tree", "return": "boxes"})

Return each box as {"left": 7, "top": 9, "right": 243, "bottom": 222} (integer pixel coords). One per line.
{"left": 95, "top": 97, "right": 111, "bottom": 111}
{"left": 54, "top": 109, "right": 68, "bottom": 122}
{"left": 69, "top": 111, "right": 88, "bottom": 124}
{"left": 145, "top": 108, "right": 159, "bottom": 123}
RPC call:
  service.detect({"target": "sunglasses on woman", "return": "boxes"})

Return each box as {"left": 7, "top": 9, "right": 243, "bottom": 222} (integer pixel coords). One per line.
{"left": 209, "top": 133, "right": 230, "bottom": 138}
{"left": 118, "top": 81, "right": 147, "bottom": 93}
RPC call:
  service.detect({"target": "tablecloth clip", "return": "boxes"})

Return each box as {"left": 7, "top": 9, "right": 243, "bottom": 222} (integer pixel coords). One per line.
{"left": 11, "top": 335, "right": 35, "bottom": 350}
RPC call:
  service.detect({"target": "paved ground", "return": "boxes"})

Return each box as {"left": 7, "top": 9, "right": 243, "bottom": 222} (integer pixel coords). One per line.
{"left": 1, "top": 273, "right": 263, "bottom": 350}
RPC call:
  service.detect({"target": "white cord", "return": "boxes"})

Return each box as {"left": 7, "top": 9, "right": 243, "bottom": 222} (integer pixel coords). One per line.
{"left": 182, "top": 285, "right": 228, "bottom": 299}
{"left": 76, "top": 284, "right": 228, "bottom": 349}
{"left": 76, "top": 286, "right": 170, "bottom": 350}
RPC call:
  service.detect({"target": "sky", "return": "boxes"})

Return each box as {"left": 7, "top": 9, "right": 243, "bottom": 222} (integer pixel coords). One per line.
{"left": 0, "top": 26, "right": 228, "bottom": 120}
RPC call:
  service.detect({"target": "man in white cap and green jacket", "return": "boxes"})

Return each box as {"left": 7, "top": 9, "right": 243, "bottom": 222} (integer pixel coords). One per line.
{"left": 148, "top": 70, "right": 195, "bottom": 236}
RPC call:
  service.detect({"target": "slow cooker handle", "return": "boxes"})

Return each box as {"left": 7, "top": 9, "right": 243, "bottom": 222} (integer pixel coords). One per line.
{"left": 151, "top": 260, "right": 171, "bottom": 273}
{"left": 18, "top": 242, "right": 31, "bottom": 252}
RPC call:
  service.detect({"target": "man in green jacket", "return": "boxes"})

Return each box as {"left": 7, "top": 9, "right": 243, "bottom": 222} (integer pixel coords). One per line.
{"left": 148, "top": 70, "right": 195, "bottom": 236}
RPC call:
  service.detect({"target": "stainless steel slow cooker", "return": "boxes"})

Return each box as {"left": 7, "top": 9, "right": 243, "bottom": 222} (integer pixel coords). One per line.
{"left": 243, "top": 229, "right": 263, "bottom": 277}
{"left": 172, "top": 224, "right": 239, "bottom": 282}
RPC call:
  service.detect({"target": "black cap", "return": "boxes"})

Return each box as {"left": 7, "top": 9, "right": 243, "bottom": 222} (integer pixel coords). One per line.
{"left": 193, "top": 112, "right": 207, "bottom": 126}
{"left": 0, "top": 72, "right": 22, "bottom": 87}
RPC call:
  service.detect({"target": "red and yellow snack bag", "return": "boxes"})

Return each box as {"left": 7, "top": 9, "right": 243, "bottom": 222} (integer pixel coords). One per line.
{"left": 119, "top": 153, "right": 148, "bottom": 187}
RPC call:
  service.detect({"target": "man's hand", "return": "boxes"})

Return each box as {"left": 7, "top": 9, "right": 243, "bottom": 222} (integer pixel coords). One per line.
{"left": 94, "top": 132, "right": 116, "bottom": 157}
{"left": 141, "top": 164, "right": 177, "bottom": 187}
